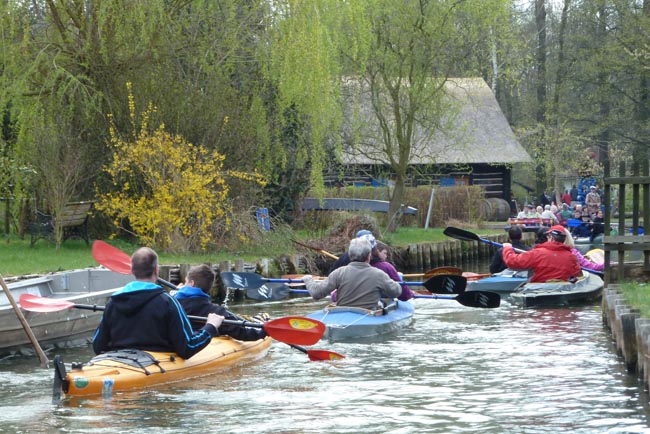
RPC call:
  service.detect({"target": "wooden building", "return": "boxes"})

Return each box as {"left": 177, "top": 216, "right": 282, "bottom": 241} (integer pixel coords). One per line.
{"left": 327, "top": 78, "right": 532, "bottom": 200}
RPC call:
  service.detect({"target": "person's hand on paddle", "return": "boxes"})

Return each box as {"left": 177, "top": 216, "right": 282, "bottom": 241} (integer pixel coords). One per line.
{"left": 206, "top": 313, "right": 225, "bottom": 331}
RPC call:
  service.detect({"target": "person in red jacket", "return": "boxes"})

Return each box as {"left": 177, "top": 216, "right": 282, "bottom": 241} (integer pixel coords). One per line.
{"left": 502, "top": 225, "right": 581, "bottom": 283}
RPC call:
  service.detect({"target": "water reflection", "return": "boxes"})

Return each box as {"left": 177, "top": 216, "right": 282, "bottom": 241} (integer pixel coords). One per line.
{"left": 0, "top": 293, "right": 649, "bottom": 433}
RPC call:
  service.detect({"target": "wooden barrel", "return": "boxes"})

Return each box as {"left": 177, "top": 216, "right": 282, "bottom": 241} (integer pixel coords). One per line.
{"left": 481, "top": 198, "right": 512, "bottom": 221}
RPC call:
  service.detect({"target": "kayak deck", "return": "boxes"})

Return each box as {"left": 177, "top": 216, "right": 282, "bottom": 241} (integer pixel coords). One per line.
{"left": 509, "top": 271, "right": 604, "bottom": 308}
{"left": 306, "top": 301, "right": 415, "bottom": 341}
{"left": 54, "top": 336, "right": 272, "bottom": 400}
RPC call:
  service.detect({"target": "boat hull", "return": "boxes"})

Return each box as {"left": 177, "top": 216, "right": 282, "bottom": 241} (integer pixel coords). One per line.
{"left": 466, "top": 269, "right": 529, "bottom": 294}
{"left": 1, "top": 268, "right": 133, "bottom": 354}
{"left": 509, "top": 271, "right": 604, "bottom": 308}
{"left": 58, "top": 336, "right": 272, "bottom": 398}
{"left": 306, "top": 301, "right": 415, "bottom": 341}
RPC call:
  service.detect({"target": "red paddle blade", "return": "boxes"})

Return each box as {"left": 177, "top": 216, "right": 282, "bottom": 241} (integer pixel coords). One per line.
{"left": 264, "top": 316, "right": 325, "bottom": 346}
{"left": 20, "top": 294, "right": 75, "bottom": 312}
{"left": 92, "top": 240, "right": 133, "bottom": 275}
{"left": 307, "top": 349, "right": 345, "bottom": 361}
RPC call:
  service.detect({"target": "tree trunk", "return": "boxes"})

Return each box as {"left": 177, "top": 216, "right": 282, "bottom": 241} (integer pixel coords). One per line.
{"left": 535, "top": 0, "right": 548, "bottom": 200}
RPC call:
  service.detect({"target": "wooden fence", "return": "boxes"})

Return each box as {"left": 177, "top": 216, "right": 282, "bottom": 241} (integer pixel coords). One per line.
{"left": 604, "top": 161, "right": 650, "bottom": 283}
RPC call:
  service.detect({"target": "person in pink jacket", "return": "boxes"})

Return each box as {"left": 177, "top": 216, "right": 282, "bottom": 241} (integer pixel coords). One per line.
{"left": 562, "top": 228, "right": 604, "bottom": 272}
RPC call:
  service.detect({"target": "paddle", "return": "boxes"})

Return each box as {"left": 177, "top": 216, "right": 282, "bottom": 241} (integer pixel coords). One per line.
{"left": 240, "top": 288, "right": 498, "bottom": 308}
{"left": 402, "top": 266, "right": 463, "bottom": 279}
{"left": 413, "top": 291, "right": 500, "bottom": 308}
{"left": 90, "top": 243, "right": 342, "bottom": 360}
{"left": 91, "top": 240, "right": 176, "bottom": 288}
{"left": 1, "top": 274, "right": 49, "bottom": 367}
{"left": 443, "top": 226, "right": 603, "bottom": 277}
{"left": 222, "top": 271, "right": 466, "bottom": 296}
{"left": 19, "top": 294, "right": 325, "bottom": 347}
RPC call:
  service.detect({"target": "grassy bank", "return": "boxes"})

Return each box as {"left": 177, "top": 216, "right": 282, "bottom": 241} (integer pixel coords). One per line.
{"left": 618, "top": 282, "right": 650, "bottom": 318}
{"left": 0, "top": 226, "right": 501, "bottom": 277}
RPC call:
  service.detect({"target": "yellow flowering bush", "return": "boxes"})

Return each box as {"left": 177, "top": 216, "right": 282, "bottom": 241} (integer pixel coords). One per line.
{"left": 97, "top": 84, "right": 265, "bottom": 251}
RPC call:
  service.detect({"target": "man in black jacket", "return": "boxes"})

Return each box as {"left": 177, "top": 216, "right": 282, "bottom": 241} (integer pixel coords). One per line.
{"left": 174, "top": 264, "right": 267, "bottom": 341}
{"left": 92, "top": 247, "right": 223, "bottom": 359}
{"left": 489, "top": 226, "right": 530, "bottom": 274}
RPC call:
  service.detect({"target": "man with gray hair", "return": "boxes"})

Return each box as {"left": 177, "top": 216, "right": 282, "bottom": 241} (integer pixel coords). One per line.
{"left": 303, "top": 238, "right": 402, "bottom": 310}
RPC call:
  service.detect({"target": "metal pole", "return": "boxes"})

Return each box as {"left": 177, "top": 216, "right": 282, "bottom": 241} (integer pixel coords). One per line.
{"left": 424, "top": 187, "right": 435, "bottom": 230}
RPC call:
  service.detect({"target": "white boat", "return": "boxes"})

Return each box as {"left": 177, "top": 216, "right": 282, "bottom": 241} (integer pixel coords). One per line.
{"left": 2, "top": 268, "right": 133, "bottom": 355}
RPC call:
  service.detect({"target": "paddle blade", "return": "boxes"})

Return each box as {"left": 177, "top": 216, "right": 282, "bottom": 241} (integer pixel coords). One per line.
{"left": 456, "top": 291, "right": 501, "bottom": 309}
{"left": 19, "top": 294, "right": 75, "bottom": 312}
{"left": 424, "top": 266, "right": 462, "bottom": 278}
{"left": 443, "top": 227, "right": 481, "bottom": 242}
{"left": 307, "top": 349, "right": 345, "bottom": 361}
{"left": 264, "top": 316, "right": 325, "bottom": 346}
{"left": 92, "top": 240, "right": 133, "bottom": 275}
{"left": 423, "top": 274, "right": 467, "bottom": 294}
{"left": 245, "top": 283, "right": 292, "bottom": 301}
{"left": 220, "top": 272, "right": 266, "bottom": 289}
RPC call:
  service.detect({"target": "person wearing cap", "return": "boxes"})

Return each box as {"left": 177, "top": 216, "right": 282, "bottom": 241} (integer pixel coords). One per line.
{"left": 328, "top": 229, "right": 376, "bottom": 274}
{"left": 585, "top": 185, "right": 601, "bottom": 216}
{"left": 501, "top": 225, "right": 581, "bottom": 283}
{"left": 303, "top": 237, "right": 402, "bottom": 310}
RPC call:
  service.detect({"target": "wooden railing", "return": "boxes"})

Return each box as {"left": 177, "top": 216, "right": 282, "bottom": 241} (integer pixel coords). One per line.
{"left": 604, "top": 161, "right": 650, "bottom": 283}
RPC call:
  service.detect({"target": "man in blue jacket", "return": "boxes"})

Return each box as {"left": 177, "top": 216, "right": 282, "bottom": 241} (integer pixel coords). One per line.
{"left": 92, "top": 247, "right": 223, "bottom": 359}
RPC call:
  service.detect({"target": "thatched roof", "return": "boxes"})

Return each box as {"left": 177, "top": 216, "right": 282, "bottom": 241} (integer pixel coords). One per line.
{"left": 342, "top": 77, "right": 532, "bottom": 165}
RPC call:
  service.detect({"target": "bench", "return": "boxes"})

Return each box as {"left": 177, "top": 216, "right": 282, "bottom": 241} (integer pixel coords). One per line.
{"left": 27, "top": 201, "right": 94, "bottom": 246}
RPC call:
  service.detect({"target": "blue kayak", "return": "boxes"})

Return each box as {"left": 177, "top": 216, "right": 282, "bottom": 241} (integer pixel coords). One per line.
{"left": 306, "top": 301, "right": 415, "bottom": 341}
{"left": 466, "top": 269, "right": 529, "bottom": 294}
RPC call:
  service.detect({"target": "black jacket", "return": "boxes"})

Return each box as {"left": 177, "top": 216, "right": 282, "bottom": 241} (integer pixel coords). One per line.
{"left": 489, "top": 240, "right": 530, "bottom": 274}
{"left": 175, "top": 287, "right": 267, "bottom": 341}
{"left": 92, "top": 281, "right": 217, "bottom": 359}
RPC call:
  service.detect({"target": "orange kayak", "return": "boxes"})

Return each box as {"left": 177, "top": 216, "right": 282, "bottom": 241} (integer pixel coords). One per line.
{"left": 53, "top": 336, "right": 272, "bottom": 400}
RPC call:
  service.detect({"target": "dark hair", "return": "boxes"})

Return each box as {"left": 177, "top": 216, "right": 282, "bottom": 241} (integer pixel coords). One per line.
{"left": 508, "top": 225, "right": 523, "bottom": 241}
{"left": 131, "top": 247, "right": 158, "bottom": 279}
{"left": 534, "top": 227, "right": 548, "bottom": 245}
{"left": 187, "top": 264, "right": 215, "bottom": 293}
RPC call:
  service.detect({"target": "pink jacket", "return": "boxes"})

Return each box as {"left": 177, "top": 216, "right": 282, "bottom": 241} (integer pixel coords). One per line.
{"left": 571, "top": 248, "right": 604, "bottom": 272}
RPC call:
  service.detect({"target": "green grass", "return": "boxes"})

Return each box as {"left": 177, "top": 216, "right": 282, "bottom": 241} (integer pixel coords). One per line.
{"left": 618, "top": 282, "right": 650, "bottom": 318}
{"left": 0, "top": 226, "right": 504, "bottom": 277}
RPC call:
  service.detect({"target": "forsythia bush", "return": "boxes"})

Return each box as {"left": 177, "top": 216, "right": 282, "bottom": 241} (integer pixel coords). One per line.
{"left": 97, "top": 84, "right": 265, "bottom": 251}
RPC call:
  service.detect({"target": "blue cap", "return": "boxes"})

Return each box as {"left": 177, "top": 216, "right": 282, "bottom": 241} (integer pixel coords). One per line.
{"left": 356, "top": 229, "right": 372, "bottom": 238}
{"left": 356, "top": 230, "right": 376, "bottom": 248}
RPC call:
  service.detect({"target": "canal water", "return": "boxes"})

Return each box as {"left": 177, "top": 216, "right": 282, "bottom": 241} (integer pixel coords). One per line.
{"left": 1, "top": 290, "right": 650, "bottom": 433}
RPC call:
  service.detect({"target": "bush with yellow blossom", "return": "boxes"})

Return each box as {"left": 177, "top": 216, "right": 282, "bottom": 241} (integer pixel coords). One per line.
{"left": 97, "top": 83, "right": 265, "bottom": 252}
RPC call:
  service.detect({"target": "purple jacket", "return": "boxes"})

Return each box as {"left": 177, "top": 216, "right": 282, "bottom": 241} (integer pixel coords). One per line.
{"left": 371, "top": 259, "right": 415, "bottom": 301}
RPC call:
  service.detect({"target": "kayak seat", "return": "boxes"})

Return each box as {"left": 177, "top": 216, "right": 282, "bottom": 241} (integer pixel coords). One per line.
{"left": 324, "top": 301, "right": 398, "bottom": 316}
{"left": 324, "top": 305, "right": 385, "bottom": 317}
{"left": 90, "top": 349, "right": 166, "bottom": 375}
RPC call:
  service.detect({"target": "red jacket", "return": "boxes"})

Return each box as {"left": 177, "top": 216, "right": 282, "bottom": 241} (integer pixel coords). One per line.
{"left": 502, "top": 241, "right": 581, "bottom": 283}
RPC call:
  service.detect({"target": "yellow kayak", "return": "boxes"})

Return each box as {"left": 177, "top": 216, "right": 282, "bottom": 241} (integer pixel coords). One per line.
{"left": 53, "top": 336, "right": 272, "bottom": 400}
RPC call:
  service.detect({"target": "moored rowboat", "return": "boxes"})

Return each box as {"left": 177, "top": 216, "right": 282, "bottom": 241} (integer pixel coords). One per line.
{"left": 509, "top": 270, "right": 604, "bottom": 308}
{"left": 2, "top": 267, "right": 133, "bottom": 356}
{"left": 306, "top": 301, "right": 415, "bottom": 341}
{"left": 53, "top": 336, "right": 272, "bottom": 400}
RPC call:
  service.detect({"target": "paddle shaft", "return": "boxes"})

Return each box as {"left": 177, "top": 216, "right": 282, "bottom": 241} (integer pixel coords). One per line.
{"left": 69, "top": 303, "right": 267, "bottom": 329}
{"left": 0, "top": 274, "right": 49, "bottom": 367}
